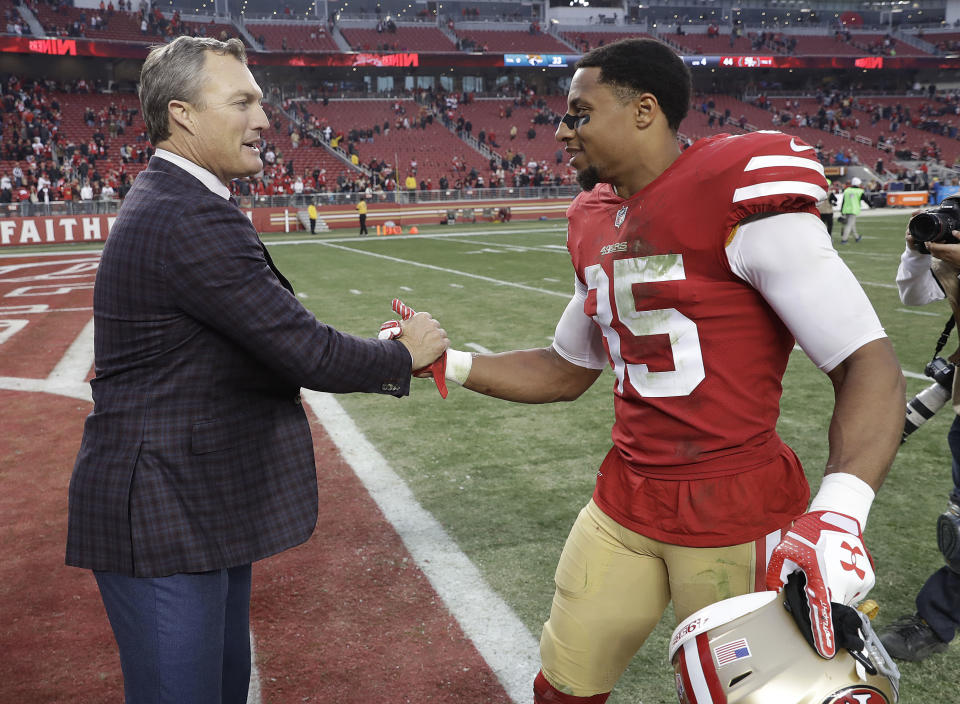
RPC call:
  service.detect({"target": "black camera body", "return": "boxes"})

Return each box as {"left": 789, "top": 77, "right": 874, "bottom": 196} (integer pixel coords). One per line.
{"left": 925, "top": 356, "right": 956, "bottom": 389}
{"left": 908, "top": 195, "right": 960, "bottom": 252}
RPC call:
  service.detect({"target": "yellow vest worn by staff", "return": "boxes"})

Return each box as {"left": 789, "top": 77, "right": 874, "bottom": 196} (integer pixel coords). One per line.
{"left": 307, "top": 204, "right": 317, "bottom": 219}
{"left": 841, "top": 186, "right": 865, "bottom": 215}
{"left": 356, "top": 200, "right": 367, "bottom": 215}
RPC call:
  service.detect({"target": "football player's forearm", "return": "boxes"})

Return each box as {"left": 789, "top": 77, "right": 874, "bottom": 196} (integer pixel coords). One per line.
{"left": 462, "top": 347, "right": 601, "bottom": 403}
{"left": 824, "top": 337, "right": 906, "bottom": 492}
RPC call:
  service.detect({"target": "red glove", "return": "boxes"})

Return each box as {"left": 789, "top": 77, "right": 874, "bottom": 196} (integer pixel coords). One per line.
{"left": 765, "top": 510, "right": 875, "bottom": 658}
{"left": 379, "top": 299, "right": 448, "bottom": 398}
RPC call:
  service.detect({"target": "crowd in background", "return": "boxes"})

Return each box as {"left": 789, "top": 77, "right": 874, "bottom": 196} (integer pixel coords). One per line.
{"left": 8, "top": 70, "right": 960, "bottom": 209}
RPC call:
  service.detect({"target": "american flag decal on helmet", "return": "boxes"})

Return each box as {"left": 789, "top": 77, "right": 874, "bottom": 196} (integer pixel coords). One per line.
{"left": 714, "top": 638, "right": 751, "bottom": 666}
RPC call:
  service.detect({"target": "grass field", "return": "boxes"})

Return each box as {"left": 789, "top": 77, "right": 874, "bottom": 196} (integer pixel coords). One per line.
{"left": 19, "top": 212, "right": 956, "bottom": 701}
{"left": 264, "top": 213, "right": 959, "bottom": 703}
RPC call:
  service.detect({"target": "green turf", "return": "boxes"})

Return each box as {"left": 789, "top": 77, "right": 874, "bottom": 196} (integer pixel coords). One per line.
{"left": 269, "top": 212, "right": 959, "bottom": 703}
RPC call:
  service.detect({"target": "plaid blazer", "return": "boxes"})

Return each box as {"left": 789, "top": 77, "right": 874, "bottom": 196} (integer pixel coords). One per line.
{"left": 67, "top": 157, "right": 412, "bottom": 577}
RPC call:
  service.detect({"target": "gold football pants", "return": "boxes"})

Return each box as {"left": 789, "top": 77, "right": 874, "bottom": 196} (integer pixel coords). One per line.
{"left": 540, "top": 499, "right": 784, "bottom": 697}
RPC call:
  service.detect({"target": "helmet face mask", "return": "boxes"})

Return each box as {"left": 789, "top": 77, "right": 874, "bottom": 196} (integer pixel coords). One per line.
{"left": 669, "top": 591, "right": 899, "bottom": 704}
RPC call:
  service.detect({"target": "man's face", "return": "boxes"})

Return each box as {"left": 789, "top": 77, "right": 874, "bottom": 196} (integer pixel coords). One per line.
{"left": 189, "top": 52, "right": 269, "bottom": 184}
{"left": 556, "top": 67, "right": 634, "bottom": 191}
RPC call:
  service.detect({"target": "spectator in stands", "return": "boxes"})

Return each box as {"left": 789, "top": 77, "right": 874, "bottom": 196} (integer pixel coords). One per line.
{"left": 66, "top": 36, "right": 447, "bottom": 704}
{"left": 404, "top": 173, "right": 417, "bottom": 190}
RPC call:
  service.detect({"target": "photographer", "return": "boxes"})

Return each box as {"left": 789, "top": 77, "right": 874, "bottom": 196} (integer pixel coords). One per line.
{"left": 882, "top": 227, "right": 960, "bottom": 660}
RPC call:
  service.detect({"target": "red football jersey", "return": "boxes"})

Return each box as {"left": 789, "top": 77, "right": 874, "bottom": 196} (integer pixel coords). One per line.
{"left": 566, "top": 131, "right": 827, "bottom": 546}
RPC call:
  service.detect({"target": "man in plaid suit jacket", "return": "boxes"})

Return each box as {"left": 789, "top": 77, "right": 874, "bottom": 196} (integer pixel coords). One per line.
{"left": 65, "top": 36, "right": 448, "bottom": 703}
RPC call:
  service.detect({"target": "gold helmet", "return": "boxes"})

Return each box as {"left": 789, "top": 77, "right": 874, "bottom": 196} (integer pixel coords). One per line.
{"left": 668, "top": 591, "right": 900, "bottom": 704}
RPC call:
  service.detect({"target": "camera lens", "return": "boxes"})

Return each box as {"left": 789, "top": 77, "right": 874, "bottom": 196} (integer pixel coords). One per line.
{"left": 909, "top": 213, "right": 943, "bottom": 242}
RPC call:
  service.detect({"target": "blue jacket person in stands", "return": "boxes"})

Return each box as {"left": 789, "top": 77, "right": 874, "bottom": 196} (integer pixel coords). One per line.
{"left": 65, "top": 36, "right": 448, "bottom": 704}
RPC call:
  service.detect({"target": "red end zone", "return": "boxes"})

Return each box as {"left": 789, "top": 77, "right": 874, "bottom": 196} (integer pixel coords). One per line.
{"left": 0, "top": 251, "right": 514, "bottom": 703}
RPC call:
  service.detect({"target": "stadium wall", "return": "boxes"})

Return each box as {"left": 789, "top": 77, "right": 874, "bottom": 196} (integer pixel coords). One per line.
{"left": 270, "top": 198, "right": 571, "bottom": 233}
{"left": 0, "top": 198, "right": 571, "bottom": 247}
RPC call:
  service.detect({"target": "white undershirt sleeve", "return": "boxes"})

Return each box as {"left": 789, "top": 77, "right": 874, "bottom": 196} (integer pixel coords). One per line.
{"left": 551, "top": 277, "right": 608, "bottom": 370}
{"left": 726, "top": 212, "right": 886, "bottom": 372}
{"left": 896, "top": 245, "right": 945, "bottom": 306}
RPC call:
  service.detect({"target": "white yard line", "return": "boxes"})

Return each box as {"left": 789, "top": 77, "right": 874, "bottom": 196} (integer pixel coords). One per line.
{"left": 267, "top": 226, "right": 565, "bottom": 247}
{"left": 896, "top": 307, "right": 945, "bottom": 317}
{"left": 859, "top": 280, "right": 899, "bottom": 289}
{"left": 300, "top": 241, "right": 570, "bottom": 298}
{"left": 303, "top": 390, "right": 540, "bottom": 704}
{"left": 46, "top": 317, "right": 95, "bottom": 390}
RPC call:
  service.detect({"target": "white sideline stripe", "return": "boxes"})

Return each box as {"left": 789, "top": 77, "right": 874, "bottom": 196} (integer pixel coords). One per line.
{"left": 310, "top": 242, "right": 570, "bottom": 298}
{"left": 302, "top": 389, "right": 539, "bottom": 704}
{"left": 247, "top": 634, "right": 262, "bottom": 704}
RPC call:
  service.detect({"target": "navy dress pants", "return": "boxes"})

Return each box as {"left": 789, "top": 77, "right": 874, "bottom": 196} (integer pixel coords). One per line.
{"left": 94, "top": 564, "right": 252, "bottom": 704}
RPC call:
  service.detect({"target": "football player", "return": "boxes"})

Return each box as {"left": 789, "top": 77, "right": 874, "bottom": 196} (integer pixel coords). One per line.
{"left": 431, "top": 39, "right": 905, "bottom": 702}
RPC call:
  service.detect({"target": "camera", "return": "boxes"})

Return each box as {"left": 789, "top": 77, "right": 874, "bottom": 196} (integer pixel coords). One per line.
{"left": 902, "top": 356, "right": 956, "bottom": 442}
{"left": 908, "top": 195, "right": 960, "bottom": 252}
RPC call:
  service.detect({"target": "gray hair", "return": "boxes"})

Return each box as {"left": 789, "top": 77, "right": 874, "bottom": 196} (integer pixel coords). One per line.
{"left": 139, "top": 36, "right": 247, "bottom": 145}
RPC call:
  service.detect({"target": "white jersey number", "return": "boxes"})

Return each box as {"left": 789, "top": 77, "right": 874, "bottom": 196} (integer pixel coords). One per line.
{"left": 584, "top": 255, "right": 705, "bottom": 398}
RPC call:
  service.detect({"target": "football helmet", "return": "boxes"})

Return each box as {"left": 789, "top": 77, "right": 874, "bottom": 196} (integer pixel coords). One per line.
{"left": 669, "top": 591, "right": 900, "bottom": 704}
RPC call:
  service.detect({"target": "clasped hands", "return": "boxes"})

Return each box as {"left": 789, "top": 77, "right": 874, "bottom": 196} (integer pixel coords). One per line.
{"left": 378, "top": 299, "right": 449, "bottom": 396}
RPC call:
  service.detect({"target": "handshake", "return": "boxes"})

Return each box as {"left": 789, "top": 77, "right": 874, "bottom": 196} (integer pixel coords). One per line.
{"left": 378, "top": 299, "right": 472, "bottom": 398}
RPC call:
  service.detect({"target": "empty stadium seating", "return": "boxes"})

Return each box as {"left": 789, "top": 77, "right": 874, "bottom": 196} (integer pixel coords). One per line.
{"left": 32, "top": 4, "right": 145, "bottom": 42}
{"left": 54, "top": 90, "right": 150, "bottom": 175}
{"left": 562, "top": 30, "right": 656, "bottom": 53}
{"left": 301, "top": 99, "right": 492, "bottom": 186}
{"left": 341, "top": 25, "right": 455, "bottom": 53}
{"left": 260, "top": 104, "right": 360, "bottom": 186}
{"left": 246, "top": 20, "right": 339, "bottom": 51}
{"left": 667, "top": 31, "right": 762, "bottom": 56}
{"left": 453, "top": 28, "right": 572, "bottom": 53}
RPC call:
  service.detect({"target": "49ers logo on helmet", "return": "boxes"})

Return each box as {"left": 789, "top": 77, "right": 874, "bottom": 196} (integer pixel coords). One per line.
{"left": 822, "top": 684, "right": 891, "bottom": 704}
